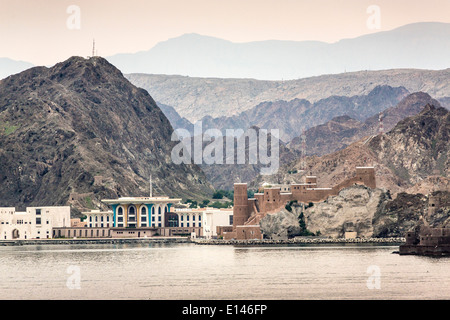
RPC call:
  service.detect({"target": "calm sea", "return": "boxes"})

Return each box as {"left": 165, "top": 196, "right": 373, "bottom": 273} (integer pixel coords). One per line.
{"left": 0, "top": 242, "right": 448, "bottom": 300}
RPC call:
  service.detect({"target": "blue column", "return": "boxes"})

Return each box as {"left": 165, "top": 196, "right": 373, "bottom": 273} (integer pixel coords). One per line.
{"left": 145, "top": 204, "right": 154, "bottom": 227}
{"left": 111, "top": 204, "right": 118, "bottom": 228}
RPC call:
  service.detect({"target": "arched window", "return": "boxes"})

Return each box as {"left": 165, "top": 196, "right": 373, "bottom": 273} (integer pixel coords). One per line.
{"left": 118, "top": 207, "right": 123, "bottom": 215}
{"left": 158, "top": 207, "right": 161, "bottom": 215}
{"left": 164, "top": 206, "right": 168, "bottom": 213}
{"left": 129, "top": 206, "right": 136, "bottom": 215}
{"left": 141, "top": 207, "right": 147, "bottom": 215}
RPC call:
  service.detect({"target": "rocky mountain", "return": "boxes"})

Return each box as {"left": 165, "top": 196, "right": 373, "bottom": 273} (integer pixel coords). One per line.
{"left": 288, "top": 92, "right": 442, "bottom": 155}
{"left": 251, "top": 104, "right": 449, "bottom": 196}
{"left": 0, "top": 57, "right": 34, "bottom": 80}
{"left": 109, "top": 22, "right": 450, "bottom": 81}
{"left": 127, "top": 68, "right": 450, "bottom": 122}
{"left": 0, "top": 56, "right": 214, "bottom": 215}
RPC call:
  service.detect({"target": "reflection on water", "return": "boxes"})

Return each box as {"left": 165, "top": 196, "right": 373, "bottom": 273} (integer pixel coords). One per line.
{"left": 0, "top": 243, "right": 448, "bottom": 300}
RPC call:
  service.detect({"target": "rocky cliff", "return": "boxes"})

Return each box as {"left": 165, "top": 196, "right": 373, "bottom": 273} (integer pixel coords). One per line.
{"left": 260, "top": 185, "right": 450, "bottom": 239}
{"left": 0, "top": 56, "right": 214, "bottom": 215}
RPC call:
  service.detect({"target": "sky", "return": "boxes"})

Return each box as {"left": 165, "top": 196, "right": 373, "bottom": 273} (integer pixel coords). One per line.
{"left": 1, "top": 0, "right": 450, "bottom": 66}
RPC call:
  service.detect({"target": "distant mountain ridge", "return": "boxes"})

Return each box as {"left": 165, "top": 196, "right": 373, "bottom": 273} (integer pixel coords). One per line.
{"left": 109, "top": 22, "right": 450, "bottom": 81}
{"left": 0, "top": 57, "right": 34, "bottom": 80}
{"left": 127, "top": 68, "right": 450, "bottom": 122}
{"left": 198, "top": 85, "right": 409, "bottom": 142}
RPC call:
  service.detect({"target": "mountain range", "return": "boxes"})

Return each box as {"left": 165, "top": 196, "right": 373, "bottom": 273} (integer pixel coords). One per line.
{"left": 108, "top": 22, "right": 450, "bottom": 81}
{"left": 127, "top": 68, "right": 450, "bottom": 122}
{"left": 288, "top": 92, "right": 443, "bottom": 155}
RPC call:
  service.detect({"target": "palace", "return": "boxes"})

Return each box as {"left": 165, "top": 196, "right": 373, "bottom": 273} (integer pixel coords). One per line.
{"left": 53, "top": 195, "right": 233, "bottom": 239}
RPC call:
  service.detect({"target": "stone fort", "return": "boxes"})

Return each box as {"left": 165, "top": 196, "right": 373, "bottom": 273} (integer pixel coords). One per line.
{"left": 224, "top": 167, "right": 376, "bottom": 240}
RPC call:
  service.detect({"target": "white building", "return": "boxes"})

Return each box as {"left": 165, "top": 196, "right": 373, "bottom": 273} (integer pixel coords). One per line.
{"left": 175, "top": 207, "right": 233, "bottom": 239}
{"left": 83, "top": 210, "right": 114, "bottom": 228}
{"left": 0, "top": 206, "right": 71, "bottom": 240}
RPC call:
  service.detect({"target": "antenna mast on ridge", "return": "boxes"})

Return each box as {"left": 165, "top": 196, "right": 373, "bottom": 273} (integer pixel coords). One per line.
{"left": 149, "top": 174, "right": 153, "bottom": 198}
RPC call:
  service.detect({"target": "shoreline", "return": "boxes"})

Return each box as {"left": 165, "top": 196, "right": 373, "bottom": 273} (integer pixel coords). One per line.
{"left": 0, "top": 236, "right": 405, "bottom": 247}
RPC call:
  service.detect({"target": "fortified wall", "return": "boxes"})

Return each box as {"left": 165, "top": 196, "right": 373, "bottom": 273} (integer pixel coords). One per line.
{"left": 223, "top": 167, "right": 376, "bottom": 240}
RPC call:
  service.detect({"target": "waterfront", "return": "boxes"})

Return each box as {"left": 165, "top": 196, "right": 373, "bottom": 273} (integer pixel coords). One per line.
{"left": 0, "top": 243, "right": 449, "bottom": 300}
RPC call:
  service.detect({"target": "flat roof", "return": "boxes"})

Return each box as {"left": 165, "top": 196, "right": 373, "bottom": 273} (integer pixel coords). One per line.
{"left": 102, "top": 197, "right": 182, "bottom": 205}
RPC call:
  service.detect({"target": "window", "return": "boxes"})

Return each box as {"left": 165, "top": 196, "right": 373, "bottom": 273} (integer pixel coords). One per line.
{"left": 199, "top": 215, "right": 201, "bottom": 221}
{"left": 118, "top": 207, "right": 123, "bottom": 215}
{"left": 193, "top": 223, "right": 195, "bottom": 227}
{"left": 141, "top": 217, "right": 147, "bottom": 222}
{"left": 142, "top": 207, "right": 147, "bottom": 215}
{"left": 187, "top": 215, "right": 190, "bottom": 221}
{"left": 158, "top": 216, "right": 161, "bottom": 222}
{"left": 181, "top": 223, "right": 184, "bottom": 227}
{"left": 193, "top": 215, "right": 196, "bottom": 221}
{"left": 36, "top": 209, "right": 41, "bottom": 215}
{"left": 181, "top": 215, "right": 184, "bottom": 221}
{"left": 152, "top": 216, "right": 155, "bottom": 222}
{"left": 199, "top": 223, "right": 201, "bottom": 227}
{"left": 36, "top": 217, "right": 41, "bottom": 225}
{"left": 187, "top": 223, "right": 190, "bottom": 227}
{"left": 89, "top": 216, "right": 92, "bottom": 222}
{"left": 229, "top": 215, "right": 233, "bottom": 225}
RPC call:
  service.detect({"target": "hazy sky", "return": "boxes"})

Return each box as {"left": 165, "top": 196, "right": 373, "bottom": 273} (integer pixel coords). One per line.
{"left": 1, "top": 0, "right": 449, "bottom": 66}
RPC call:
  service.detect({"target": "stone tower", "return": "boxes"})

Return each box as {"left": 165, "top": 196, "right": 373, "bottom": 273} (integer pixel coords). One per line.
{"left": 233, "top": 183, "right": 250, "bottom": 230}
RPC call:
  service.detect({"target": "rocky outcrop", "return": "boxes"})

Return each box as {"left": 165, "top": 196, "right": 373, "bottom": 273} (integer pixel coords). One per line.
{"left": 303, "top": 185, "right": 387, "bottom": 238}
{"left": 259, "top": 208, "right": 302, "bottom": 240}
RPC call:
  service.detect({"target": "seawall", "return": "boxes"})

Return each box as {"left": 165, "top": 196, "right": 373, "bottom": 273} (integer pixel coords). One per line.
{"left": 0, "top": 237, "right": 190, "bottom": 246}
{"left": 193, "top": 237, "right": 405, "bottom": 245}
